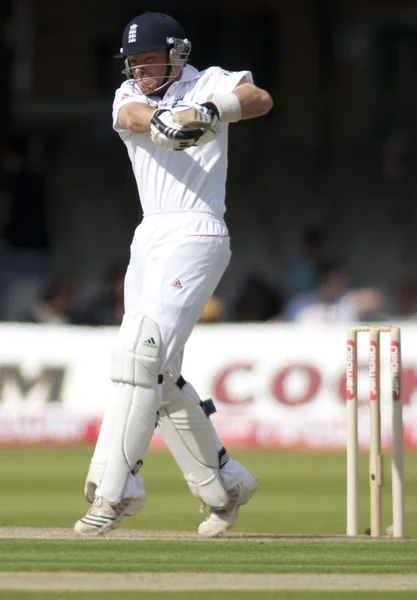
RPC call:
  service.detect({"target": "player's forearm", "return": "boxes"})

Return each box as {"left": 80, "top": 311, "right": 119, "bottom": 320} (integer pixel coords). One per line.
{"left": 232, "top": 83, "right": 273, "bottom": 120}
{"left": 209, "top": 83, "right": 272, "bottom": 123}
{"left": 118, "top": 103, "right": 155, "bottom": 134}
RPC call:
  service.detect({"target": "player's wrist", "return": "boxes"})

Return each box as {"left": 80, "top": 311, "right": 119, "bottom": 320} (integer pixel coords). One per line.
{"left": 200, "top": 102, "right": 220, "bottom": 119}
{"left": 208, "top": 93, "right": 241, "bottom": 123}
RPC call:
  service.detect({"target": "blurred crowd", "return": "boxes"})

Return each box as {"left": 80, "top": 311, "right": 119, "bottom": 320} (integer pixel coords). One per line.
{"left": 0, "top": 135, "right": 125, "bottom": 326}
{"left": 1, "top": 135, "right": 417, "bottom": 327}
{"left": 226, "top": 227, "right": 417, "bottom": 325}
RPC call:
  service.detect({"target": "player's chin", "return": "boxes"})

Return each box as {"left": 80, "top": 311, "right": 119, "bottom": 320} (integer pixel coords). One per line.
{"left": 136, "top": 79, "right": 159, "bottom": 94}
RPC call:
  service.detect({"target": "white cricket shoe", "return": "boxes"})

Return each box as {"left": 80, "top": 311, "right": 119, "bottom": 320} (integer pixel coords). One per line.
{"left": 74, "top": 495, "right": 138, "bottom": 536}
{"left": 198, "top": 472, "right": 257, "bottom": 537}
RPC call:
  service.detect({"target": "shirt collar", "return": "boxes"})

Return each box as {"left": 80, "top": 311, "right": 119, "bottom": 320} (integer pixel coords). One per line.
{"left": 179, "top": 64, "right": 200, "bottom": 82}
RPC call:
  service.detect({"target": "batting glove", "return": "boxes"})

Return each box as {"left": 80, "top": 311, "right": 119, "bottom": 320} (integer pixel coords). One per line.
{"left": 150, "top": 108, "right": 205, "bottom": 151}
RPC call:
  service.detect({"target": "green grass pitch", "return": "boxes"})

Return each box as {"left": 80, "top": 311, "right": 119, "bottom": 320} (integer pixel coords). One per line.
{"left": 1, "top": 447, "right": 417, "bottom": 600}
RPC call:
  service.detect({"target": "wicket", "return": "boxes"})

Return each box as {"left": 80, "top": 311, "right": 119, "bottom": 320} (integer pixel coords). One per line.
{"left": 346, "top": 326, "right": 405, "bottom": 538}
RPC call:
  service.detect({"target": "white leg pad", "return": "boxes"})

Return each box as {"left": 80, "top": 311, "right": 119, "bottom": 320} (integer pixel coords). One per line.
{"left": 84, "top": 463, "right": 145, "bottom": 515}
{"left": 84, "top": 389, "right": 121, "bottom": 503}
{"left": 98, "top": 311, "right": 161, "bottom": 504}
{"left": 158, "top": 377, "right": 228, "bottom": 509}
{"left": 85, "top": 462, "right": 103, "bottom": 503}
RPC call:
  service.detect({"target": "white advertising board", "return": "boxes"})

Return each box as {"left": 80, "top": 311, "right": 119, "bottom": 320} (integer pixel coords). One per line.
{"left": 1, "top": 322, "right": 417, "bottom": 449}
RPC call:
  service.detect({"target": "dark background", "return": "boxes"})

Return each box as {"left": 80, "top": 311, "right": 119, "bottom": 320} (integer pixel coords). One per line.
{"left": 1, "top": 0, "right": 417, "bottom": 321}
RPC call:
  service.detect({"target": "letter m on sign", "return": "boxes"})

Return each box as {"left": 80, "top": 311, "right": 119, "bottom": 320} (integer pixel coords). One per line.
{"left": 0, "top": 364, "right": 66, "bottom": 403}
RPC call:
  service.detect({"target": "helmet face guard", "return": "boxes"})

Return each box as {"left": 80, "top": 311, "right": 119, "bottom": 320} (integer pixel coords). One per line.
{"left": 122, "top": 37, "right": 192, "bottom": 95}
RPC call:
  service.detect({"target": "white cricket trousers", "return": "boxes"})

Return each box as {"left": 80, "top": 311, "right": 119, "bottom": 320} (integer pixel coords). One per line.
{"left": 124, "top": 212, "right": 231, "bottom": 378}
{"left": 94, "top": 212, "right": 247, "bottom": 498}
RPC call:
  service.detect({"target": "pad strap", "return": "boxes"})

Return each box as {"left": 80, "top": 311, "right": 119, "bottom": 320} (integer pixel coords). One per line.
{"left": 219, "top": 446, "right": 229, "bottom": 469}
{"left": 130, "top": 459, "right": 143, "bottom": 475}
{"left": 176, "top": 375, "right": 186, "bottom": 389}
{"left": 200, "top": 398, "right": 216, "bottom": 418}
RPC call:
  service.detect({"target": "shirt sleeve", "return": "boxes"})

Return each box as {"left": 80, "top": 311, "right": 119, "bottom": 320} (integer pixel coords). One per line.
{"left": 212, "top": 68, "right": 254, "bottom": 96}
{"left": 112, "top": 83, "right": 148, "bottom": 132}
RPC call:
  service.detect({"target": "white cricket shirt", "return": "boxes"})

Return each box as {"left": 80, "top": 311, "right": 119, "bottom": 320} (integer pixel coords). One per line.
{"left": 112, "top": 65, "right": 252, "bottom": 219}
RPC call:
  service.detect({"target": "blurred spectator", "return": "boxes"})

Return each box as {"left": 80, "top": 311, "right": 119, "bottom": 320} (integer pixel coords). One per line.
{"left": 388, "top": 276, "right": 417, "bottom": 320}
{"left": 283, "top": 260, "right": 384, "bottom": 324}
{"left": 22, "top": 275, "right": 75, "bottom": 324}
{"left": 198, "top": 295, "right": 225, "bottom": 323}
{"left": 285, "top": 227, "right": 329, "bottom": 296}
{"left": 233, "top": 272, "right": 285, "bottom": 322}
{"left": 74, "top": 260, "right": 126, "bottom": 326}
{"left": 0, "top": 134, "right": 50, "bottom": 321}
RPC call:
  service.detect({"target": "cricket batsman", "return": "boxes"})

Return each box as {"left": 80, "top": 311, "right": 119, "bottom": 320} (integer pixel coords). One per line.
{"left": 74, "top": 11, "right": 273, "bottom": 537}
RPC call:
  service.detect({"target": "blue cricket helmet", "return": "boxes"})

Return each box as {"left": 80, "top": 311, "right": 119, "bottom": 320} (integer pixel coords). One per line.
{"left": 116, "top": 12, "right": 192, "bottom": 94}
{"left": 117, "top": 12, "right": 188, "bottom": 57}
